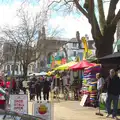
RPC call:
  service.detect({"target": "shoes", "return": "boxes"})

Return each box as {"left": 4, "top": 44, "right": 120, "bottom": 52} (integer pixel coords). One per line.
{"left": 37, "top": 101, "right": 39, "bottom": 103}
{"left": 106, "top": 114, "right": 110, "bottom": 118}
{"left": 112, "top": 116, "right": 119, "bottom": 120}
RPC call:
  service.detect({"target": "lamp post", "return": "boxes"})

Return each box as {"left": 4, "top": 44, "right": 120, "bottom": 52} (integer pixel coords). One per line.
{"left": 8, "top": 42, "right": 20, "bottom": 93}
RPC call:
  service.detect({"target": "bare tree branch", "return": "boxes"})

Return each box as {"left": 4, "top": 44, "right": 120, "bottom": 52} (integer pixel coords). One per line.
{"left": 73, "top": 0, "right": 88, "bottom": 18}
{"left": 97, "top": 0, "right": 106, "bottom": 35}
{"left": 48, "top": 0, "right": 62, "bottom": 7}
{"left": 83, "top": 0, "right": 102, "bottom": 41}
{"left": 1, "top": 8, "right": 47, "bottom": 78}
{"left": 111, "top": 9, "right": 120, "bottom": 25}
{"left": 107, "top": 0, "right": 119, "bottom": 24}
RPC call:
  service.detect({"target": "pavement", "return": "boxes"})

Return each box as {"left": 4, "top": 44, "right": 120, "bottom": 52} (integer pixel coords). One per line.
{"left": 1, "top": 91, "right": 120, "bottom": 120}
{"left": 54, "top": 101, "right": 105, "bottom": 120}
{"left": 28, "top": 99, "right": 120, "bottom": 120}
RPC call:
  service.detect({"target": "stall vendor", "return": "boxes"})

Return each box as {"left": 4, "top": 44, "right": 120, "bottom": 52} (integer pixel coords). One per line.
{"left": 96, "top": 73, "right": 104, "bottom": 104}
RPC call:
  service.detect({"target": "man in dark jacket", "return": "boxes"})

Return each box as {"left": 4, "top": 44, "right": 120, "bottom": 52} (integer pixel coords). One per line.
{"left": 104, "top": 69, "right": 120, "bottom": 119}
{"left": 35, "top": 77, "right": 43, "bottom": 103}
{"left": 29, "top": 74, "right": 37, "bottom": 101}
{"left": 43, "top": 78, "right": 50, "bottom": 101}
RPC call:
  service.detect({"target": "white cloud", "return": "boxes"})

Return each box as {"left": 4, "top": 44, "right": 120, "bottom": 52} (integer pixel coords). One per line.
{"left": 0, "top": 1, "right": 48, "bottom": 28}
{"left": 49, "top": 15, "right": 92, "bottom": 39}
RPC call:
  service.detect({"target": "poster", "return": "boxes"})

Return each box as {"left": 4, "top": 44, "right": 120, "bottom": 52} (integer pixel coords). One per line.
{"left": 33, "top": 102, "right": 52, "bottom": 120}
{"left": 10, "top": 95, "right": 28, "bottom": 114}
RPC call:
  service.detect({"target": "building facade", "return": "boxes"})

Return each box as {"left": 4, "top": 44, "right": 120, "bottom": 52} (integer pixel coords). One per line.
{"left": 64, "top": 37, "right": 95, "bottom": 60}
{"left": 0, "top": 41, "right": 36, "bottom": 75}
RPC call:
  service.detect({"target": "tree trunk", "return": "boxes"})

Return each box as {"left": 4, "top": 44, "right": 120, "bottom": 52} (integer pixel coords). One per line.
{"left": 95, "top": 25, "right": 116, "bottom": 58}
{"left": 95, "top": 37, "right": 113, "bottom": 58}
{"left": 23, "top": 65, "right": 28, "bottom": 80}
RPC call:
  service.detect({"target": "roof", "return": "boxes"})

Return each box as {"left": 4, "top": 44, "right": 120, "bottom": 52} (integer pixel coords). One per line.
{"left": 68, "top": 38, "right": 78, "bottom": 43}
{"left": 94, "top": 52, "right": 120, "bottom": 64}
{"left": 68, "top": 38, "right": 95, "bottom": 49}
{"left": 100, "top": 52, "right": 120, "bottom": 59}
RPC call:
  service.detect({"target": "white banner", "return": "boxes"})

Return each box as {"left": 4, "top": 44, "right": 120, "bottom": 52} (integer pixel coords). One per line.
{"left": 33, "top": 102, "right": 52, "bottom": 120}
{"left": 10, "top": 95, "right": 28, "bottom": 114}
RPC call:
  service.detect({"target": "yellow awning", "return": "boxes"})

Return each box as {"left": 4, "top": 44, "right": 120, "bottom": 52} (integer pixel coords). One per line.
{"left": 54, "top": 61, "right": 78, "bottom": 71}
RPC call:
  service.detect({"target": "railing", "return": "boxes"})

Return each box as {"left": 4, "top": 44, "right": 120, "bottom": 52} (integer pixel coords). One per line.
{"left": 0, "top": 109, "right": 45, "bottom": 120}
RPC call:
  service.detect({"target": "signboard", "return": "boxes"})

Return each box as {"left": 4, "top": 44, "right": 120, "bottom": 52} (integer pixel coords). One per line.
{"left": 33, "top": 102, "right": 52, "bottom": 120}
{"left": 80, "top": 94, "right": 88, "bottom": 106}
{"left": 10, "top": 95, "right": 28, "bottom": 114}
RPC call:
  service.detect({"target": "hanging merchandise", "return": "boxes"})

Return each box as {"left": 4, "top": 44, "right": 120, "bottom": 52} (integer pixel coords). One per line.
{"left": 80, "top": 64, "right": 101, "bottom": 107}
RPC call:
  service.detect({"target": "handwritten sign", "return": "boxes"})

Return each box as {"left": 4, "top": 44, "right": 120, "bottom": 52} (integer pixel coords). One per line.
{"left": 10, "top": 95, "right": 28, "bottom": 114}
{"left": 33, "top": 102, "right": 52, "bottom": 120}
{"left": 80, "top": 94, "right": 88, "bottom": 106}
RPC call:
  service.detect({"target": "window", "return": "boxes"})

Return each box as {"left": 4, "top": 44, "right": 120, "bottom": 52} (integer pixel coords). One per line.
{"left": 73, "top": 51, "right": 77, "bottom": 56}
{"left": 7, "top": 65, "right": 10, "bottom": 71}
{"left": 11, "top": 65, "right": 18, "bottom": 72}
{"left": 15, "top": 65, "right": 18, "bottom": 72}
{"left": 11, "top": 65, "right": 14, "bottom": 71}
{"left": 73, "top": 43, "right": 77, "bottom": 47}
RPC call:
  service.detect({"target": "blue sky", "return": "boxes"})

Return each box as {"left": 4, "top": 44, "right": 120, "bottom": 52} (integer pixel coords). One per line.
{"left": 0, "top": 0, "right": 119, "bottom": 40}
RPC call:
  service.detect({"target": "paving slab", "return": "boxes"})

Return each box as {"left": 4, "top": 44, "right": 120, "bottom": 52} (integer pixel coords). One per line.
{"left": 53, "top": 101, "right": 120, "bottom": 120}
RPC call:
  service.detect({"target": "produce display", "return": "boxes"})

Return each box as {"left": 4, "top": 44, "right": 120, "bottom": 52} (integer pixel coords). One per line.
{"left": 81, "top": 65, "right": 101, "bottom": 106}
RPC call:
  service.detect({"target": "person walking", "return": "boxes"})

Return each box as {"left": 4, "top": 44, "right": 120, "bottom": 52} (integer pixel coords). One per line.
{"left": 104, "top": 69, "right": 120, "bottom": 119}
{"left": 43, "top": 77, "right": 50, "bottom": 102}
{"left": 12, "top": 78, "right": 16, "bottom": 94}
{"left": 35, "top": 77, "right": 43, "bottom": 103}
{"left": 22, "top": 80, "right": 28, "bottom": 94}
{"left": 29, "top": 74, "right": 37, "bottom": 101}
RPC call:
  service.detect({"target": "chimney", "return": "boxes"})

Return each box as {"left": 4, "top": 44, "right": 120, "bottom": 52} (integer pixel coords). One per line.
{"left": 76, "top": 31, "right": 81, "bottom": 48}
{"left": 85, "top": 34, "right": 89, "bottom": 41}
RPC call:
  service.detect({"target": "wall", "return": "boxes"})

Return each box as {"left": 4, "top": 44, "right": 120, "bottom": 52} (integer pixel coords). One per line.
{"left": 66, "top": 42, "right": 95, "bottom": 59}
{"left": 67, "top": 42, "right": 84, "bottom": 57}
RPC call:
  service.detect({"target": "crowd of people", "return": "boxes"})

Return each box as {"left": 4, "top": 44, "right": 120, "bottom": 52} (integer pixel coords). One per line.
{"left": 0, "top": 74, "right": 51, "bottom": 103}
{"left": 28, "top": 74, "right": 51, "bottom": 102}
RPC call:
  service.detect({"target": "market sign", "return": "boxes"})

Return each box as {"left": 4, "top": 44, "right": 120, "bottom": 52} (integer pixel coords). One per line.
{"left": 10, "top": 95, "right": 28, "bottom": 114}
{"left": 33, "top": 102, "right": 52, "bottom": 120}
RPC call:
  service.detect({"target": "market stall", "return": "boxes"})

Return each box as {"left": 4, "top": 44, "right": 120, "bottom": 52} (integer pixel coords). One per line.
{"left": 69, "top": 60, "right": 96, "bottom": 100}
{"left": 54, "top": 61, "right": 77, "bottom": 71}
{"left": 80, "top": 64, "right": 101, "bottom": 107}
{"left": 69, "top": 60, "right": 96, "bottom": 70}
